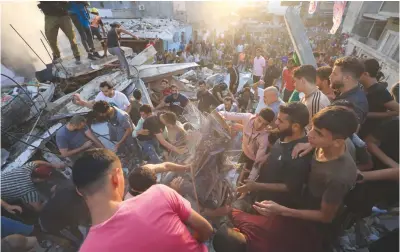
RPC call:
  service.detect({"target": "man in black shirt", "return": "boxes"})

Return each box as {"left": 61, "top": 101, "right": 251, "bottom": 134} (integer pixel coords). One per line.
{"left": 237, "top": 102, "right": 312, "bottom": 208}
{"left": 359, "top": 58, "right": 399, "bottom": 138}
{"left": 137, "top": 105, "right": 186, "bottom": 164}
{"left": 155, "top": 85, "right": 189, "bottom": 116}
{"left": 196, "top": 81, "right": 219, "bottom": 113}
{"left": 225, "top": 61, "right": 239, "bottom": 94}
{"left": 263, "top": 58, "right": 281, "bottom": 89}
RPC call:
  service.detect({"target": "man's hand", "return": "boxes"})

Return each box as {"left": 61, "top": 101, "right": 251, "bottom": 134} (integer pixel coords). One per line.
{"left": 114, "top": 142, "right": 121, "bottom": 152}
{"left": 253, "top": 200, "right": 286, "bottom": 216}
{"left": 175, "top": 147, "right": 188, "bottom": 155}
{"left": 138, "top": 129, "right": 150, "bottom": 135}
{"left": 53, "top": 163, "right": 66, "bottom": 170}
{"left": 73, "top": 93, "right": 85, "bottom": 106}
{"left": 237, "top": 179, "right": 257, "bottom": 194}
{"left": 258, "top": 80, "right": 265, "bottom": 86}
{"left": 170, "top": 177, "right": 184, "bottom": 193}
{"left": 4, "top": 204, "right": 22, "bottom": 215}
{"left": 291, "top": 142, "right": 313, "bottom": 159}
{"left": 82, "top": 140, "right": 93, "bottom": 149}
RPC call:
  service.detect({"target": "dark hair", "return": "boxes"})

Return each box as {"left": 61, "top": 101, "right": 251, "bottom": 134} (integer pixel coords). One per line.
{"left": 331, "top": 99, "right": 355, "bottom": 110}
{"left": 133, "top": 89, "right": 142, "bottom": 100}
{"left": 312, "top": 106, "right": 358, "bottom": 139}
{"left": 279, "top": 102, "right": 310, "bottom": 128}
{"left": 293, "top": 65, "right": 317, "bottom": 83}
{"left": 225, "top": 60, "right": 233, "bottom": 66}
{"left": 363, "top": 58, "right": 380, "bottom": 78}
{"left": 198, "top": 80, "right": 206, "bottom": 86}
{"left": 161, "top": 79, "right": 169, "bottom": 84}
{"left": 99, "top": 81, "right": 113, "bottom": 89}
{"left": 223, "top": 96, "right": 233, "bottom": 103}
{"left": 258, "top": 108, "right": 275, "bottom": 123}
{"left": 69, "top": 115, "right": 86, "bottom": 126}
{"left": 128, "top": 166, "right": 157, "bottom": 193}
{"left": 316, "top": 66, "right": 332, "bottom": 82}
{"left": 72, "top": 149, "right": 120, "bottom": 195}
{"left": 334, "top": 56, "right": 365, "bottom": 79}
{"left": 139, "top": 104, "right": 152, "bottom": 114}
{"left": 313, "top": 51, "right": 325, "bottom": 58}
{"left": 93, "top": 100, "right": 111, "bottom": 114}
{"left": 161, "top": 111, "right": 177, "bottom": 125}
{"left": 170, "top": 84, "right": 178, "bottom": 89}
{"left": 391, "top": 82, "right": 399, "bottom": 103}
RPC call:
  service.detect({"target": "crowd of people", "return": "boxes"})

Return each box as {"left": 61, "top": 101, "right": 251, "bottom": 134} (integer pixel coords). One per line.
{"left": 1, "top": 11, "right": 399, "bottom": 252}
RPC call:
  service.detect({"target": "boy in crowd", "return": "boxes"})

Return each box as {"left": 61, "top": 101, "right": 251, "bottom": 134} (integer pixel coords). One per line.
{"left": 196, "top": 80, "right": 219, "bottom": 113}
{"left": 216, "top": 97, "right": 239, "bottom": 113}
{"left": 73, "top": 81, "right": 131, "bottom": 112}
{"left": 73, "top": 149, "right": 213, "bottom": 252}
{"left": 129, "top": 89, "right": 143, "bottom": 125}
{"left": 316, "top": 66, "right": 335, "bottom": 101}
{"left": 359, "top": 58, "right": 399, "bottom": 138}
{"left": 293, "top": 65, "right": 331, "bottom": 124}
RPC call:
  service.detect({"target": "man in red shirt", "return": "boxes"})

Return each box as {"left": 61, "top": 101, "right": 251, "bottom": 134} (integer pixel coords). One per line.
{"left": 282, "top": 59, "right": 296, "bottom": 102}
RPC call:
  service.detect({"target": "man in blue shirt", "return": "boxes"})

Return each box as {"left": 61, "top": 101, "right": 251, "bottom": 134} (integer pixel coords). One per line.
{"left": 68, "top": 1, "right": 101, "bottom": 60}
{"left": 155, "top": 85, "right": 189, "bottom": 116}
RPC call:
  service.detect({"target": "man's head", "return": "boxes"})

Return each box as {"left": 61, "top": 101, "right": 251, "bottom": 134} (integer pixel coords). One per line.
{"left": 263, "top": 86, "right": 279, "bottom": 105}
{"left": 160, "top": 79, "right": 170, "bottom": 90}
{"left": 68, "top": 115, "right": 87, "bottom": 130}
{"left": 99, "top": 81, "right": 114, "bottom": 98}
{"left": 254, "top": 108, "right": 275, "bottom": 131}
{"left": 316, "top": 66, "right": 332, "bottom": 90}
{"left": 31, "top": 164, "right": 53, "bottom": 183}
{"left": 268, "top": 58, "right": 274, "bottom": 67}
{"left": 73, "top": 149, "right": 124, "bottom": 200}
{"left": 198, "top": 80, "right": 207, "bottom": 92}
{"left": 360, "top": 58, "right": 380, "bottom": 86}
{"left": 287, "top": 59, "right": 295, "bottom": 69}
{"left": 293, "top": 65, "right": 317, "bottom": 92}
{"left": 160, "top": 111, "right": 177, "bottom": 126}
{"left": 313, "top": 52, "right": 325, "bottom": 64}
{"left": 170, "top": 84, "right": 179, "bottom": 98}
{"left": 330, "top": 56, "right": 365, "bottom": 90}
{"left": 225, "top": 60, "right": 233, "bottom": 68}
{"left": 139, "top": 104, "right": 152, "bottom": 119}
{"left": 308, "top": 106, "right": 358, "bottom": 148}
{"left": 224, "top": 96, "right": 233, "bottom": 111}
{"left": 275, "top": 102, "right": 309, "bottom": 138}
{"left": 256, "top": 48, "right": 261, "bottom": 57}
{"left": 110, "top": 22, "right": 121, "bottom": 28}
{"left": 133, "top": 89, "right": 142, "bottom": 101}
{"left": 128, "top": 166, "right": 157, "bottom": 196}
{"left": 93, "top": 101, "right": 114, "bottom": 119}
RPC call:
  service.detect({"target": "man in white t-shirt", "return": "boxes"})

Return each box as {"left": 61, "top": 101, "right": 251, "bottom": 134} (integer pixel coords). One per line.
{"left": 293, "top": 65, "right": 330, "bottom": 124}
{"left": 252, "top": 48, "right": 266, "bottom": 84}
{"left": 253, "top": 80, "right": 285, "bottom": 115}
{"left": 73, "top": 81, "right": 131, "bottom": 112}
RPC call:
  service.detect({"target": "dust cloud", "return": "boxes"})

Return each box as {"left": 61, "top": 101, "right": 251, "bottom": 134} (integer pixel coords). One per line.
{"left": 1, "top": 1, "right": 83, "bottom": 79}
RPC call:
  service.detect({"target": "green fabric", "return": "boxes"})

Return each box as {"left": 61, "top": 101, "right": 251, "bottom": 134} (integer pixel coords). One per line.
{"left": 288, "top": 90, "right": 300, "bottom": 102}
{"left": 293, "top": 52, "right": 300, "bottom": 66}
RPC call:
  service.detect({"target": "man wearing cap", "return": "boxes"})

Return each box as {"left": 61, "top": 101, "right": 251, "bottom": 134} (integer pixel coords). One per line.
{"left": 1, "top": 161, "right": 65, "bottom": 212}
{"left": 89, "top": 7, "right": 107, "bottom": 57}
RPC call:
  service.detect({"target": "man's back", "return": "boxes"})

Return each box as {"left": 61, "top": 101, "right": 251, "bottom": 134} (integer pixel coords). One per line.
{"left": 80, "top": 184, "right": 206, "bottom": 252}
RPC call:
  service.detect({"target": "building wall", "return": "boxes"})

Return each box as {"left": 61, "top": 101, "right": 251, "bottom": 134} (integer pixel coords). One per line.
{"left": 341, "top": 1, "right": 365, "bottom": 33}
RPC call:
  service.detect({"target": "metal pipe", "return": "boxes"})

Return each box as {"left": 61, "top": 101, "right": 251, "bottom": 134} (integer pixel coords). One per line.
{"left": 9, "top": 24, "right": 47, "bottom": 67}
{"left": 40, "top": 30, "right": 71, "bottom": 77}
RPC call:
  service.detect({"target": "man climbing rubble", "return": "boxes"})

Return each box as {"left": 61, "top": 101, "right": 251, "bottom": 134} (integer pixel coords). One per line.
{"left": 37, "top": 1, "right": 81, "bottom": 64}
{"left": 105, "top": 22, "right": 139, "bottom": 79}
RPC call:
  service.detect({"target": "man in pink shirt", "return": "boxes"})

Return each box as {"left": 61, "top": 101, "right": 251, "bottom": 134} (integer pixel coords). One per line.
{"left": 72, "top": 149, "right": 213, "bottom": 252}
{"left": 252, "top": 48, "right": 266, "bottom": 83}
{"left": 219, "top": 108, "right": 275, "bottom": 182}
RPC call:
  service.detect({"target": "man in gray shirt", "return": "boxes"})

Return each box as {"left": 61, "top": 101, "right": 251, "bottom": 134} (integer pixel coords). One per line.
{"left": 56, "top": 115, "right": 104, "bottom": 162}
{"left": 92, "top": 101, "right": 142, "bottom": 163}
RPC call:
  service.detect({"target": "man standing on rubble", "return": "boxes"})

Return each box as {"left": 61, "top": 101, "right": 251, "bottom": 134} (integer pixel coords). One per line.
{"left": 106, "top": 22, "right": 139, "bottom": 79}
{"left": 37, "top": 1, "right": 81, "bottom": 64}
{"left": 56, "top": 115, "right": 104, "bottom": 162}
{"left": 225, "top": 61, "right": 239, "bottom": 95}
{"left": 73, "top": 81, "right": 131, "bottom": 112}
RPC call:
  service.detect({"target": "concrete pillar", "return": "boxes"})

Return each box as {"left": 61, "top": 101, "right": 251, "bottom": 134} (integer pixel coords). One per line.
{"left": 341, "top": 1, "right": 364, "bottom": 33}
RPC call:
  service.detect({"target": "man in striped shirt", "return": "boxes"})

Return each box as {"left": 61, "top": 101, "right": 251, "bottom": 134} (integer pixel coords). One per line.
{"left": 293, "top": 65, "right": 331, "bottom": 129}
{"left": 1, "top": 161, "right": 64, "bottom": 212}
